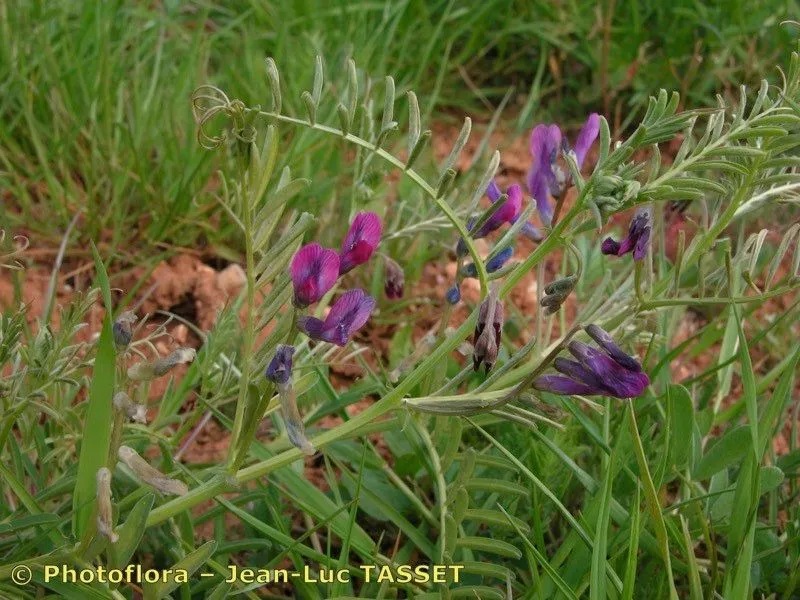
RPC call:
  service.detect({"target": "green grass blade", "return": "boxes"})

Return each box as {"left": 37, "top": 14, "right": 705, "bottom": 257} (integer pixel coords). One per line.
{"left": 73, "top": 243, "right": 116, "bottom": 539}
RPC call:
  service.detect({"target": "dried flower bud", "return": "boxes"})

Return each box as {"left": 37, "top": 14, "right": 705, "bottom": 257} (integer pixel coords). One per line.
{"left": 112, "top": 312, "right": 138, "bottom": 349}
{"left": 279, "top": 385, "right": 316, "bottom": 456}
{"left": 383, "top": 256, "right": 405, "bottom": 299}
{"left": 127, "top": 348, "right": 196, "bottom": 381}
{"left": 96, "top": 467, "right": 118, "bottom": 543}
{"left": 118, "top": 446, "right": 188, "bottom": 496}
{"left": 473, "top": 291, "right": 504, "bottom": 373}
{"left": 266, "top": 345, "right": 294, "bottom": 385}
{"left": 113, "top": 391, "right": 147, "bottom": 424}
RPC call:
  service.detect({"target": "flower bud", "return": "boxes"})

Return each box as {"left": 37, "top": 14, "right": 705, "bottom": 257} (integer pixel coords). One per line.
{"left": 383, "top": 256, "right": 405, "bottom": 299}
{"left": 279, "top": 385, "right": 316, "bottom": 456}
{"left": 113, "top": 391, "right": 147, "bottom": 424}
{"left": 486, "top": 247, "right": 513, "bottom": 273}
{"left": 112, "top": 312, "right": 137, "bottom": 349}
{"left": 473, "top": 291, "right": 504, "bottom": 373}
{"left": 446, "top": 285, "right": 461, "bottom": 305}
{"left": 266, "top": 345, "right": 294, "bottom": 385}
{"left": 118, "top": 446, "right": 188, "bottom": 496}
{"left": 127, "top": 348, "right": 196, "bottom": 381}
{"left": 541, "top": 275, "right": 577, "bottom": 314}
{"left": 96, "top": 467, "right": 118, "bottom": 543}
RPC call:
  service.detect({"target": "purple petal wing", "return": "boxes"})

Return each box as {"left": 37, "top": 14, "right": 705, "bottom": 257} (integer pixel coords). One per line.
{"left": 530, "top": 170, "right": 554, "bottom": 226}
{"left": 573, "top": 113, "right": 600, "bottom": 167}
{"left": 324, "top": 289, "right": 376, "bottom": 345}
{"left": 486, "top": 180, "right": 502, "bottom": 202}
{"left": 497, "top": 183, "right": 523, "bottom": 224}
{"left": 533, "top": 375, "right": 598, "bottom": 396}
{"left": 632, "top": 224, "right": 651, "bottom": 262}
{"left": 521, "top": 221, "right": 544, "bottom": 242}
{"left": 317, "top": 247, "right": 341, "bottom": 291}
{"left": 340, "top": 212, "right": 382, "bottom": 274}
{"left": 585, "top": 324, "right": 642, "bottom": 372}
{"left": 553, "top": 357, "right": 603, "bottom": 388}
{"left": 296, "top": 316, "right": 328, "bottom": 342}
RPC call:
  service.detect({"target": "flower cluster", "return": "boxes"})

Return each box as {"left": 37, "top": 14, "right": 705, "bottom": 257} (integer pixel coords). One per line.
{"left": 533, "top": 324, "right": 649, "bottom": 398}
{"left": 290, "top": 211, "right": 384, "bottom": 346}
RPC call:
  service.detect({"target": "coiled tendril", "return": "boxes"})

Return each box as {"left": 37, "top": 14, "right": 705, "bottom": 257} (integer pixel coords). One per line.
{"left": 191, "top": 85, "right": 257, "bottom": 150}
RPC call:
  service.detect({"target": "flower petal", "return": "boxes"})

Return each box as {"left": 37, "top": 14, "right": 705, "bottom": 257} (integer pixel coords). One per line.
{"left": 568, "top": 340, "right": 648, "bottom": 398}
{"left": 486, "top": 180, "right": 502, "bottom": 202}
{"left": 497, "top": 183, "right": 522, "bottom": 224}
{"left": 521, "top": 221, "right": 544, "bottom": 242}
{"left": 291, "top": 243, "right": 340, "bottom": 306}
{"left": 585, "top": 324, "right": 642, "bottom": 372}
{"left": 266, "top": 345, "right": 295, "bottom": 384}
{"left": 322, "top": 289, "right": 376, "bottom": 345}
{"left": 533, "top": 375, "right": 598, "bottom": 396}
{"left": 573, "top": 113, "right": 600, "bottom": 167}
{"left": 340, "top": 212, "right": 382, "bottom": 274}
{"left": 553, "top": 357, "right": 603, "bottom": 388}
{"left": 296, "top": 316, "right": 329, "bottom": 342}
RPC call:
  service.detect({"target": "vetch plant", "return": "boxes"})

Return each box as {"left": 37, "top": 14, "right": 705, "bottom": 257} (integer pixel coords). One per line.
{"left": 2, "top": 39, "right": 800, "bottom": 600}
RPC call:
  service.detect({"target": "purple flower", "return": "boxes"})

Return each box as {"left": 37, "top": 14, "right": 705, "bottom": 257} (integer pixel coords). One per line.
{"left": 383, "top": 256, "right": 405, "bottom": 299}
{"left": 601, "top": 210, "right": 651, "bottom": 262}
{"left": 297, "top": 289, "right": 375, "bottom": 346}
{"left": 290, "top": 243, "right": 340, "bottom": 308}
{"left": 480, "top": 181, "right": 523, "bottom": 236}
{"left": 527, "top": 124, "right": 562, "bottom": 226}
{"left": 533, "top": 324, "right": 648, "bottom": 398}
{"left": 339, "top": 212, "right": 382, "bottom": 275}
{"left": 456, "top": 182, "right": 522, "bottom": 256}
{"left": 473, "top": 292, "right": 504, "bottom": 373}
{"left": 266, "top": 345, "right": 295, "bottom": 385}
{"left": 527, "top": 114, "right": 599, "bottom": 226}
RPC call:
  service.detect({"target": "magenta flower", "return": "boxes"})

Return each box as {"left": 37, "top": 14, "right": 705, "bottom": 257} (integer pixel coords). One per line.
{"left": 290, "top": 243, "right": 340, "bottom": 308}
{"left": 297, "top": 289, "right": 375, "bottom": 346}
{"left": 480, "top": 181, "right": 523, "bottom": 236}
{"left": 527, "top": 114, "right": 600, "bottom": 226}
{"left": 339, "top": 211, "right": 382, "bottom": 275}
{"left": 601, "top": 210, "right": 651, "bottom": 262}
{"left": 533, "top": 324, "right": 648, "bottom": 398}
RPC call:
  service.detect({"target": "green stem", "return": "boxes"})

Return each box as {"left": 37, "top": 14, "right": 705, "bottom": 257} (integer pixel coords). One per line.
{"left": 640, "top": 283, "right": 799, "bottom": 309}
{"left": 628, "top": 405, "right": 679, "bottom": 600}
{"left": 146, "top": 206, "right": 579, "bottom": 528}
{"left": 227, "top": 176, "right": 257, "bottom": 472}
{"left": 248, "top": 108, "right": 490, "bottom": 298}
